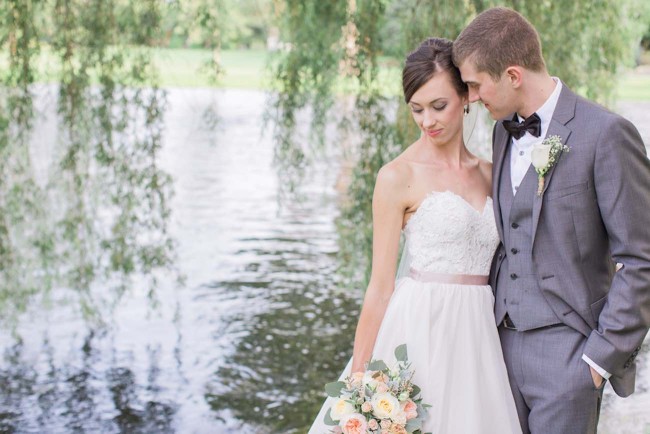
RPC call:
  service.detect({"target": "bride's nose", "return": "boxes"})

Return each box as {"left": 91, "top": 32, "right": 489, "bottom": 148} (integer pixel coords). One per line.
{"left": 423, "top": 109, "right": 436, "bottom": 129}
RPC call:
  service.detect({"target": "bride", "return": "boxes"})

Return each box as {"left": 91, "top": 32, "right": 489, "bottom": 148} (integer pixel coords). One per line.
{"left": 308, "top": 38, "right": 522, "bottom": 433}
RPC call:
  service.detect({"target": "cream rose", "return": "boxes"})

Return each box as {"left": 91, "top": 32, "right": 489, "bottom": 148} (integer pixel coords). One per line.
{"left": 371, "top": 392, "right": 401, "bottom": 420}
{"left": 340, "top": 413, "right": 368, "bottom": 434}
{"left": 361, "top": 401, "right": 372, "bottom": 413}
{"left": 531, "top": 141, "right": 552, "bottom": 170}
{"left": 331, "top": 398, "right": 356, "bottom": 421}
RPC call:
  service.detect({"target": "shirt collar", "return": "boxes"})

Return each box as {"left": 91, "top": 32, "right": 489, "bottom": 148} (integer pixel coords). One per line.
{"left": 515, "top": 77, "right": 562, "bottom": 140}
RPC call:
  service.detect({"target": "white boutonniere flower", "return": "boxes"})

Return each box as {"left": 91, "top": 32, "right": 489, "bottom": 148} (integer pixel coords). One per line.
{"left": 531, "top": 135, "right": 569, "bottom": 196}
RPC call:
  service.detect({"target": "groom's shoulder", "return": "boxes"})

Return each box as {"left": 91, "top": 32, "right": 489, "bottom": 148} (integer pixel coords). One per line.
{"left": 569, "top": 88, "right": 632, "bottom": 127}
{"left": 567, "top": 90, "right": 644, "bottom": 153}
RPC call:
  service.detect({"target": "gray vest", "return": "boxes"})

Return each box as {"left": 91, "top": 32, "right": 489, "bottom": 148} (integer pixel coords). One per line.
{"left": 495, "top": 144, "right": 561, "bottom": 331}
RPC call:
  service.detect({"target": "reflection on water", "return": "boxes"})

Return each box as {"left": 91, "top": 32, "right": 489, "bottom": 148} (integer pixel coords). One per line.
{"left": 0, "top": 88, "right": 360, "bottom": 433}
{"left": 0, "top": 90, "right": 648, "bottom": 433}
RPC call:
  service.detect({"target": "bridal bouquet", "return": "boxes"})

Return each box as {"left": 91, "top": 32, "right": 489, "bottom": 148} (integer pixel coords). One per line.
{"left": 323, "top": 344, "right": 430, "bottom": 434}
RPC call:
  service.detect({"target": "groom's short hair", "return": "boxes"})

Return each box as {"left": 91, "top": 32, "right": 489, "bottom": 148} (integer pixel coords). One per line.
{"left": 452, "top": 7, "right": 545, "bottom": 80}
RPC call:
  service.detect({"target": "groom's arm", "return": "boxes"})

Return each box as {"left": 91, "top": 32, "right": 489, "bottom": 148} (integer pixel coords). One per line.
{"left": 583, "top": 114, "right": 650, "bottom": 381}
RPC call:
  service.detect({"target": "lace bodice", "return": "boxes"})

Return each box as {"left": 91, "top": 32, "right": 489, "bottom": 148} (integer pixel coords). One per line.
{"left": 403, "top": 191, "right": 500, "bottom": 275}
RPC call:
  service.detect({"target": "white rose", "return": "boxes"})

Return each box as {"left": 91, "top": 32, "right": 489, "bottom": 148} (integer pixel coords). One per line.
{"left": 363, "top": 371, "right": 378, "bottom": 389}
{"left": 331, "top": 398, "right": 356, "bottom": 421}
{"left": 371, "top": 392, "right": 401, "bottom": 419}
{"left": 531, "top": 142, "right": 552, "bottom": 170}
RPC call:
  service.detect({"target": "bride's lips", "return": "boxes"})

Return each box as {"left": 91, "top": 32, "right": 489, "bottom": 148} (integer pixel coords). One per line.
{"left": 426, "top": 129, "right": 442, "bottom": 137}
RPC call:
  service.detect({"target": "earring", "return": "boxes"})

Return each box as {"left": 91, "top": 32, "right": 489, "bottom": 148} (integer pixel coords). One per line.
{"left": 463, "top": 105, "right": 470, "bottom": 115}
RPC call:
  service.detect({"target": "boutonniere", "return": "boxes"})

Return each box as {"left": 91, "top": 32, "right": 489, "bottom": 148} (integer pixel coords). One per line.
{"left": 531, "top": 135, "right": 570, "bottom": 196}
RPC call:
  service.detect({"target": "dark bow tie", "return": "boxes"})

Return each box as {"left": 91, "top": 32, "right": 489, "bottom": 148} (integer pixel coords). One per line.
{"left": 502, "top": 113, "right": 541, "bottom": 140}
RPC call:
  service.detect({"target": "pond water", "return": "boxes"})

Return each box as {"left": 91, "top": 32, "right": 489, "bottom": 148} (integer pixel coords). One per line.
{"left": 0, "top": 88, "right": 648, "bottom": 433}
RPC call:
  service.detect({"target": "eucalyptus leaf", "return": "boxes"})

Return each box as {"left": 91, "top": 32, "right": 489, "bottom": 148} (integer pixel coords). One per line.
{"left": 367, "top": 360, "right": 388, "bottom": 371}
{"left": 406, "top": 418, "right": 422, "bottom": 433}
{"left": 395, "top": 343, "right": 408, "bottom": 362}
{"left": 325, "top": 381, "right": 347, "bottom": 397}
{"left": 324, "top": 408, "right": 337, "bottom": 426}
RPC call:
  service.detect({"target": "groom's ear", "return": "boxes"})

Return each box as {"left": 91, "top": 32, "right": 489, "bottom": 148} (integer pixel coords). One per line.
{"left": 504, "top": 66, "right": 523, "bottom": 89}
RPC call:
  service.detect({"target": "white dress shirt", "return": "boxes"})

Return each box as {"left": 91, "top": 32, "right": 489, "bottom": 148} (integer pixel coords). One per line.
{"left": 509, "top": 78, "right": 562, "bottom": 195}
{"left": 508, "top": 78, "right": 611, "bottom": 381}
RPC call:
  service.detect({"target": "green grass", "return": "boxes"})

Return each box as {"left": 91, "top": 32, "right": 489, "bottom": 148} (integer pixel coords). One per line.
{"left": 2, "top": 46, "right": 649, "bottom": 101}
{"left": 616, "top": 72, "right": 650, "bottom": 101}
{"left": 152, "top": 48, "right": 271, "bottom": 88}
{"left": 193, "top": 48, "right": 650, "bottom": 102}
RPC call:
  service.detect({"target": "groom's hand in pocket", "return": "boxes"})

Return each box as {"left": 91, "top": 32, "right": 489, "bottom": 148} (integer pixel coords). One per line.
{"left": 589, "top": 366, "right": 605, "bottom": 389}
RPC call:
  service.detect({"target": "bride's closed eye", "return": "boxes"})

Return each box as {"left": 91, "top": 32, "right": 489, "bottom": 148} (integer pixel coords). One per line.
{"left": 410, "top": 103, "right": 447, "bottom": 113}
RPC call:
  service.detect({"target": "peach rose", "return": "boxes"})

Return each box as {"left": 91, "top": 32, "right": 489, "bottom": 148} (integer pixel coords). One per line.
{"left": 376, "top": 383, "right": 389, "bottom": 393}
{"left": 389, "top": 425, "right": 407, "bottom": 434}
{"left": 361, "top": 401, "right": 372, "bottom": 413}
{"left": 340, "top": 413, "right": 368, "bottom": 434}
{"left": 368, "top": 419, "right": 379, "bottom": 430}
{"left": 401, "top": 399, "right": 418, "bottom": 420}
{"left": 349, "top": 372, "right": 364, "bottom": 388}
{"left": 380, "top": 419, "right": 392, "bottom": 429}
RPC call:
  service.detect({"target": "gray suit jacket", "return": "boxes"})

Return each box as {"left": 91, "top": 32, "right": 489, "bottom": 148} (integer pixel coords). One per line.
{"left": 489, "top": 84, "right": 650, "bottom": 397}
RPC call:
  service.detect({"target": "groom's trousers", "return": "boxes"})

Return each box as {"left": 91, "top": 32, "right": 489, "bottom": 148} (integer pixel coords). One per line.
{"left": 498, "top": 323, "right": 605, "bottom": 434}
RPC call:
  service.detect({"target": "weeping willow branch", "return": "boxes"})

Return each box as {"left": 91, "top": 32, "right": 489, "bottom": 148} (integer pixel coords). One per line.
{"left": 0, "top": 0, "right": 178, "bottom": 325}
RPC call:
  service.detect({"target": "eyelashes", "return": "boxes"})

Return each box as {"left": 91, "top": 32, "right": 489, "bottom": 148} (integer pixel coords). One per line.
{"left": 410, "top": 104, "right": 447, "bottom": 114}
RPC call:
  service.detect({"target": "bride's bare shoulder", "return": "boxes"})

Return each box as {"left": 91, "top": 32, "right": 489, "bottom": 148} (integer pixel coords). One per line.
{"left": 375, "top": 152, "right": 414, "bottom": 195}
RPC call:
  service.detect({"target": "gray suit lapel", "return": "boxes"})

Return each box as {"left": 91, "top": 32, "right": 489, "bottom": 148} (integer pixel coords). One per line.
{"left": 531, "top": 85, "right": 577, "bottom": 247}
{"left": 493, "top": 125, "right": 511, "bottom": 242}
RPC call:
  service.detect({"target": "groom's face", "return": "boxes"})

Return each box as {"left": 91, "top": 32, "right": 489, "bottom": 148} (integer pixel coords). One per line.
{"left": 458, "top": 61, "right": 513, "bottom": 120}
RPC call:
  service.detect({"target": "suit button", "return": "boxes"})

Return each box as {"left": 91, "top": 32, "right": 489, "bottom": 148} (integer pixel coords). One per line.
{"left": 498, "top": 253, "right": 503, "bottom": 260}
{"left": 510, "top": 273, "right": 518, "bottom": 280}
{"left": 511, "top": 222, "right": 519, "bottom": 229}
{"left": 511, "top": 248, "right": 518, "bottom": 254}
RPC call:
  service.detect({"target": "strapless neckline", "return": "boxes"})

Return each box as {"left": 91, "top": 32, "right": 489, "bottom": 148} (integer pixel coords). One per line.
{"left": 404, "top": 190, "right": 492, "bottom": 231}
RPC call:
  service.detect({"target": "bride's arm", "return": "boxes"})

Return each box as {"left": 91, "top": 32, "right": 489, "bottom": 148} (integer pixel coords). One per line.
{"left": 350, "top": 163, "right": 407, "bottom": 373}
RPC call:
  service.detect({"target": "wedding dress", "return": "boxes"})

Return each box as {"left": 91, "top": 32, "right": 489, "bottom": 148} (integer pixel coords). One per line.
{"left": 308, "top": 190, "right": 522, "bottom": 434}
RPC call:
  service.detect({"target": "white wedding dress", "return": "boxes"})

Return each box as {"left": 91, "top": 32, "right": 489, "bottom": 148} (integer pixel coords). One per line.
{"left": 308, "top": 191, "right": 522, "bottom": 434}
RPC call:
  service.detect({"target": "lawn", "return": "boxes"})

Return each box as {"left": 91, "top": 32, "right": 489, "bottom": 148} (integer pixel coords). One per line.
{"left": 208, "top": 48, "right": 650, "bottom": 102}
{"left": 152, "top": 48, "right": 273, "bottom": 89}
{"left": 616, "top": 71, "right": 650, "bottom": 101}
{"left": 2, "top": 46, "right": 649, "bottom": 101}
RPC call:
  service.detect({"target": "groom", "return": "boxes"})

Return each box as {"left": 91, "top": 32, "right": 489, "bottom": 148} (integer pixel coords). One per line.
{"left": 453, "top": 7, "right": 650, "bottom": 434}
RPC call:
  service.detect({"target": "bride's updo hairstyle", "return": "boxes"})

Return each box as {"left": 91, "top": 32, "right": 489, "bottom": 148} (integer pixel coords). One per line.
{"left": 402, "top": 37, "right": 468, "bottom": 104}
